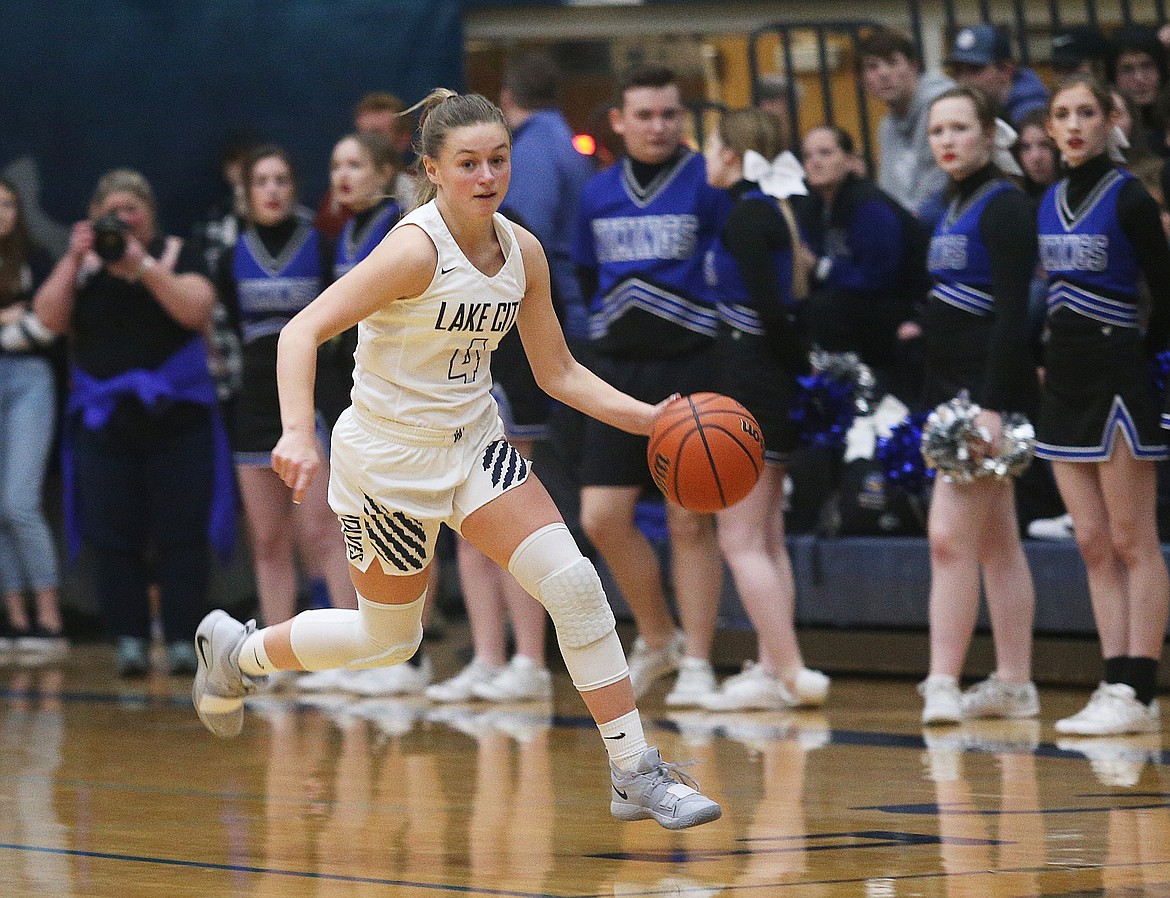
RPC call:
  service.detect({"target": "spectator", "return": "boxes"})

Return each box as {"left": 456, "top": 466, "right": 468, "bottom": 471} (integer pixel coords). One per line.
{"left": 573, "top": 65, "right": 731, "bottom": 704}
{"left": 315, "top": 92, "right": 417, "bottom": 238}
{"left": 1012, "top": 108, "right": 1059, "bottom": 202}
{"left": 1050, "top": 24, "right": 1114, "bottom": 81}
{"left": 859, "top": 26, "right": 954, "bottom": 215}
{"left": 499, "top": 51, "right": 595, "bottom": 344}
{"left": 217, "top": 146, "right": 356, "bottom": 674}
{"left": 1110, "top": 25, "right": 1169, "bottom": 157}
{"left": 800, "top": 124, "right": 930, "bottom": 403}
{"left": 947, "top": 24, "right": 1049, "bottom": 126}
{"left": 699, "top": 108, "right": 830, "bottom": 711}
{"left": 754, "top": 72, "right": 803, "bottom": 150}
{"left": 0, "top": 177, "right": 63, "bottom": 654}
{"left": 34, "top": 169, "right": 227, "bottom": 677}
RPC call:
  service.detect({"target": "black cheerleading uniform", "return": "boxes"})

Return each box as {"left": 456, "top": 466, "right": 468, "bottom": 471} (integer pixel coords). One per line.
{"left": 707, "top": 179, "right": 806, "bottom": 462}
{"left": 217, "top": 216, "right": 333, "bottom": 462}
{"left": 923, "top": 164, "right": 1040, "bottom": 415}
{"left": 1034, "top": 154, "right": 1170, "bottom": 461}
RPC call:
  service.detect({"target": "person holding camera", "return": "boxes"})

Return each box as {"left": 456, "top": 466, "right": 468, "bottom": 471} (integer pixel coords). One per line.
{"left": 33, "top": 169, "right": 231, "bottom": 677}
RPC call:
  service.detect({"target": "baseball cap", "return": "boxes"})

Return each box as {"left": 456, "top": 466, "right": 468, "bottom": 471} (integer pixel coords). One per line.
{"left": 948, "top": 24, "right": 1012, "bottom": 66}
{"left": 1050, "top": 25, "right": 1113, "bottom": 68}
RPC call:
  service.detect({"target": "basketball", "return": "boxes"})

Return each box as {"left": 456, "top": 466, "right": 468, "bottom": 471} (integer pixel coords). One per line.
{"left": 647, "top": 393, "right": 765, "bottom": 513}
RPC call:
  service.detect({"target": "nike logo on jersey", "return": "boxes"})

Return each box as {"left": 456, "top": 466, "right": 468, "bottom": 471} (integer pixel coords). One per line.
{"left": 196, "top": 635, "right": 210, "bottom": 667}
{"left": 441, "top": 265, "right": 457, "bottom": 275}
{"left": 603, "top": 732, "right": 626, "bottom": 740}
{"left": 613, "top": 786, "right": 628, "bottom": 800}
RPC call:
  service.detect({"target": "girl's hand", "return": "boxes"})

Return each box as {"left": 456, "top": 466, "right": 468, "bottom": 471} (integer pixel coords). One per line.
{"left": 68, "top": 221, "right": 94, "bottom": 262}
{"left": 972, "top": 409, "right": 1003, "bottom": 459}
{"left": 271, "top": 426, "right": 320, "bottom": 504}
{"left": 897, "top": 320, "right": 923, "bottom": 341}
{"left": 637, "top": 392, "right": 682, "bottom": 436}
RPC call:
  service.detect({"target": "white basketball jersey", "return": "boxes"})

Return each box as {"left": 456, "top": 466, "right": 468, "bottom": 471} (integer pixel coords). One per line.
{"left": 350, "top": 201, "right": 527, "bottom": 432}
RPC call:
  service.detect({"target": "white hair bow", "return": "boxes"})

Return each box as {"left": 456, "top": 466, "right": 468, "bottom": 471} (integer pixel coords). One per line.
{"left": 992, "top": 119, "right": 1024, "bottom": 177}
{"left": 743, "top": 150, "right": 808, "bottom": 199}
{"left": 1108, "top": 125, "right": 1130, "bottom": 163}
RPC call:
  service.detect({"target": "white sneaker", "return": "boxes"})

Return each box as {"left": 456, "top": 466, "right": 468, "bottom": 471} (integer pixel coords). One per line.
{"left": 794, "top": 668, "right": 830, "bottom": 707}
{"left": 919, "top": 674, "right": 962, "bottom": 725}
{"left": 347, "top": 656, "right": 434, "bottom": 697}
{"left": 1055, "top": 682, "right": 1161, "bottom": 735}
{"left": 471, "top": 655, "right": 552, "bottom": 702}
{"left": 609, "top": 747, "right": 722, "bottom": 830}
{"left": 1026, "top": 513, "right": 1074, "bottom": 540}
{"left": 700, "top": 661, "right": 795, "bottom": 711}
{"left": 425, "top": 657, "right": 501, "bottom": 703}
{"left": 627, "top": 629, "right": 685, "bottom": 698}
{"left": 960, "top": 674, "right": 1040, "bottom": 719}
{"left": 296, "top": 668, "right": 350, "bottom": 693}
{"left": 664, "top": 657, "right": 717, "bottom": 708}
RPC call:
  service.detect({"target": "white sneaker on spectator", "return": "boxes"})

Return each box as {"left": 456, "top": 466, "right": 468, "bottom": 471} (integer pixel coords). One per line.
{"left": 627, "top": 629, "right": 685, "bottom": 698}
{"left": 919, "top": 674, "right": 962, "bottom": 725}
{"left": 347, "top": 656, "right": 433, "bottom": 697}
{"left": 425, "top": 657, "right": 501, "bottom": 703}
{"left": 1026, "top": 513, "right": 1074, "bottom": 540}
{"left": 960, "top": 674, "right": 1040, "bottom": 719}
{"left": 471, "top": 655, "right": 552, "bottom": 702}
{"left": 1055, "top": 682, "right": 1161, "bottom": 735}
{"left": 664, "top": 657, "right": 717, "bottom": 708}
{"left": 794, "top": 668, "right": 831, "bottom": 707}
{"left": 700, "top": 661, "right": 795, "bottom": 711}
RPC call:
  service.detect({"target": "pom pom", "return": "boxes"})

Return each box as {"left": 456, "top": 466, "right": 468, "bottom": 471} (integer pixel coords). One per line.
{"left": 1152, "top": 350, "right": 1170, "bottom": 393}
{"left": 876, "top": 411, "right": 934, "bottom": 495}
{"left": 921, "top": 391, "right": 1035, "bottom": 483}
{"left": 791, "top": 350, "right": 877, "bottom": 450}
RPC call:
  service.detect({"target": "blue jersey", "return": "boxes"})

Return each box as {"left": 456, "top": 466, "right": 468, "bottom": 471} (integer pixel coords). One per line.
{"left": 573, "top": 150, "right": 730, "bottom": 355}
{"left": 927, "top": 179, "right": 1015, "bottom": 316}
{"left": 233, "top": 221, "right": 323, "bottom": 344}
{"left": 1038, "top": 168, "right": 1141, "bottom": 327}
{"left": 706, "top": 186, "right": 798, "bottom": 336}
{"left": 334, "top": 200, "right": 401, "bottom": 278}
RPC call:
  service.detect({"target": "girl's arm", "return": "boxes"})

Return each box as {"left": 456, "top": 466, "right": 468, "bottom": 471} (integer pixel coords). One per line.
{"left": 514, "top": 226, "right": 660, "bottom": 436}
{"left": 272, "top": 223, "right": 436, "bottom": 500}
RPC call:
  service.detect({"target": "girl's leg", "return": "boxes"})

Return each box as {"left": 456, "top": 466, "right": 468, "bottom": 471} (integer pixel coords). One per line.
{"left": 976, "top": 480, "right": 1035, "bottom": 684}
{"left": 292, "top": 447, "right": 358, "bottom": 612}
{"left": 716, "top": 464, "right": 802, "bottom": 679}
{"left": 663, "top": 502, "right": 722, "bottom": 664}
{"left": 455, "top": 539, "right": 510, "bottom": 667}
{"left": 1052, "top": 460, "right": 1129, "bottom": 658}
{"left": 236, "top": 466, "right": 299, "bottom": 628}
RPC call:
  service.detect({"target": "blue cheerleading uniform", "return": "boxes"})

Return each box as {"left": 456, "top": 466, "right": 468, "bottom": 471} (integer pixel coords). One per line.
{"left": 1034, "top": 155, "right": 1170, "bottom": 461}
{"left": 706, "top": 179, "right": 806, "bottom": 462}
{"left": 922, "top": 166, "right": 1039, "bottom": 413}
{"left": 221, "top": 217, "right": 329, "bottom": 459}
{"left": 335, "top": 198, "right": 400, "bottom": 277}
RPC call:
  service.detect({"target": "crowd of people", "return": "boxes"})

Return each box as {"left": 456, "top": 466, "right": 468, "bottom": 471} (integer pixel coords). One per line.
{"left": 1, "top": 22, "right": 1169, "bottom": 767}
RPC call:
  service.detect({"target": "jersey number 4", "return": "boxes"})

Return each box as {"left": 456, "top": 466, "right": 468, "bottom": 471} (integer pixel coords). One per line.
{"left": 448, "top": 339, "right": 488, "bottom": 383}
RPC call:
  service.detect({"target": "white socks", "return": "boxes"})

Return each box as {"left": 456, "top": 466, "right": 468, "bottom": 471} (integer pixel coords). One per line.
{"left": 598, "top": 709, "right": 649, "bottom": 772}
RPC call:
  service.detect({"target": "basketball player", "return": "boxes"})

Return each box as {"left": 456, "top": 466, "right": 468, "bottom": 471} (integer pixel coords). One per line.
{"left": 192, "top": 89, "right": 722, "bottom": 830}
{"left": 1037, "top": 77, "right": 1170, "bottom": 735}
{"left": 916, "top": 87, "right": 1040, "bottom": 725}
{"left": 573, "top": 65, "right": 732, "bottom": 705}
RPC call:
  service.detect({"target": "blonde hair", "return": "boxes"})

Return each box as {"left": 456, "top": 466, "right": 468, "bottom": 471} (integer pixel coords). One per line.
{"left": 89, "top": 169, "right": 156, "bottom": 217}
{"left": 404, "top": 88, "right": 510, "bottom": 207}
{"left": 717, "top": 107, "right": 787, "bottom": 158}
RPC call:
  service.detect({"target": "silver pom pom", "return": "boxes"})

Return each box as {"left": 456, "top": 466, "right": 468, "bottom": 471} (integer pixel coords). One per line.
{"left": 921, "top": 391, "right": 1035, "bottom": 483}
{"left": 810, "top": 349, "right": 877, "bottom": 415}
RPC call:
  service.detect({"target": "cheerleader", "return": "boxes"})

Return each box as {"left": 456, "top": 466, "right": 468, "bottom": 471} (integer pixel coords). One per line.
{"left": 698, "top": 108, "right": 829, "bottom": 710}
{"left": 1036, "top": 76, "right": 1170, "bottom": 736}
{"left": 218, "top": 146, "right": 355, "bottom": 639}
{"left": 918, "top": 86, "right": 1041, "bottom": 725}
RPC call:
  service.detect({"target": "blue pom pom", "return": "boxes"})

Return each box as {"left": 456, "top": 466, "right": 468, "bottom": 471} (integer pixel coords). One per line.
{"left": 876, "top": 411, "right": 934, "bottom": 496}
{"left": 1153, "top": 350, "right": 1170, "bottom": 393}
{"left": 791, "top": 370, "right": 858, "bottom": 450}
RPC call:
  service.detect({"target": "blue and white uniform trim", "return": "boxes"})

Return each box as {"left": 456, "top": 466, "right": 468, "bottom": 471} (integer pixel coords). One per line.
{"left": 929, "top": 282, "right": 994, "bottom": 316}
{"left": 1046, "top": 279, "right": 1140, "bottom": 328}
{"left": 588, "top": 277, "right": 720, "bottom": 340}
{"left": 715, "top": 302, "right": 767, "bottom": 336}
{"left": 1035, "top": 395, "right": 1169, "bottom": 461}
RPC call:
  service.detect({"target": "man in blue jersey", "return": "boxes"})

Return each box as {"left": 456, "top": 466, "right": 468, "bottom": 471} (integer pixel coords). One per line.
{"left": 573, "top": 66, "right": 730, "bottom": 706}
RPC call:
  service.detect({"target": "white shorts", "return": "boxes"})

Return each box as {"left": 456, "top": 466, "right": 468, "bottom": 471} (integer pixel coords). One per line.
{"left": 328, "top": 405, "right": 531, "bottom": 575}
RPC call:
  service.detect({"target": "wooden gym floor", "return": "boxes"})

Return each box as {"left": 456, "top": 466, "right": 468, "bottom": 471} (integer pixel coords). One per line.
{"left": 0, "top": 643, "right": 1168, "bottom": 897}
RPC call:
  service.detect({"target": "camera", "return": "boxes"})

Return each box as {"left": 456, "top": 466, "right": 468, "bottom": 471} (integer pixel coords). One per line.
{"left": 92, "top": 214, "right": 129, "bottom": 262}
